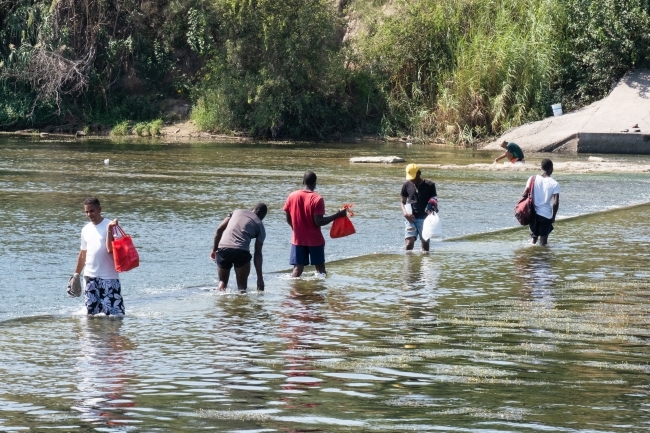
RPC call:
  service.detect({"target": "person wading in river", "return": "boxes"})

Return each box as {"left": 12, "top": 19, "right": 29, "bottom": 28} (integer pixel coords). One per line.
{"left": 211, "top": 203, "right": 267, "bottom": 291}
{"left": 527, "top": 158, "right": 560, "bottom": 246}
{"left": 283, "top": 171, "right": 348, "bottom": 277}
{"left": 73, "top": 197, "right": 125, "bottom": 316}
{"left": 401, "top": 163, "right": 438, "bottom": 252}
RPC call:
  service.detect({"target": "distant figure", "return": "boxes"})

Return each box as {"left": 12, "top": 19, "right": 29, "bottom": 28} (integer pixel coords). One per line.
{"left": 284, "top": 171, "right": 348, "bottom": 277}
{"left": 211, "top": 203, "right": 267, "bottom": 291}
{"left": 527, "top": 159, "right": 560, "bottom": 246}
{"left": 401, "top": 163, "right": 438, "bottom": 252}
{"left": 495, "top": 140, "right": 525, "bottom": 163}
{"left": 73, "top": 197, "right": 124, "bottom": 316}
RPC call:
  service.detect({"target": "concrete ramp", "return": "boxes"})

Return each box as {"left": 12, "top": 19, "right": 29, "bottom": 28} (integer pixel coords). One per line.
{"left": 483, "top": 69, "right": 650, "bottom": 154}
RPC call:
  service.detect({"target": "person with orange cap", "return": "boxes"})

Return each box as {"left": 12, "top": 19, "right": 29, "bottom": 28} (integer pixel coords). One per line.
{"left": 400, "top": 164, "right": 438, "bottom": 251}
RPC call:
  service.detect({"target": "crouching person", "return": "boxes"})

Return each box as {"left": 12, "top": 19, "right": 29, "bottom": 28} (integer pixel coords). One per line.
{"left": 210, "top": 203, "right": 267, "bottom": 291}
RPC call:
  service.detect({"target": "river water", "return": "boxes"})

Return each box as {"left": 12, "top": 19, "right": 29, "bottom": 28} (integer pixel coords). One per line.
{"left": 1, "top": 137, "right": 650, "bottom": 431}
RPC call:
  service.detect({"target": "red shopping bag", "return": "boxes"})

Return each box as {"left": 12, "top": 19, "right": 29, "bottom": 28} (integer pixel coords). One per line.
{"left": 112, "top": 224, "right": 140, "bottom": 272}
{"left": 330, "top": 204, "right": 356, "bottom": 238}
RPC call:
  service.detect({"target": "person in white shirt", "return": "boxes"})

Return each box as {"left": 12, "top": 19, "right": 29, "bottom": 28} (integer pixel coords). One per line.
{"left": 73, "top": 197, "right": 125, "bottom": 316}
{"left": 526, "top": 159, "right": 560, "bottom": 246}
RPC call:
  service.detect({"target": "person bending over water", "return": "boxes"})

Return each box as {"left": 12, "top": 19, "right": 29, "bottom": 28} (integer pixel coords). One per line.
{"left": 527, "top": 159, "right": 560, "bottom": 246}
{"left": 284, "top": 171, "right": 348, "bottom": 277}
{"left": 211, "top": 203, "right": 267, "bottom": 291}
{"left": 495, "top": 140, "right": 525, "bottom": 163}
{"left": 73, "top": 197, "right": 125, "bottom": 316}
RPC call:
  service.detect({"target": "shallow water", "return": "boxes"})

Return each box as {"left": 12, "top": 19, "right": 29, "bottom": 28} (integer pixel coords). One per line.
{"left": 1, "top": 137, "right": 650, "bottom": 431}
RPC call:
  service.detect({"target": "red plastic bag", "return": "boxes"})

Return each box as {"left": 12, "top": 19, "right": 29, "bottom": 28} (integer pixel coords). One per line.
{"left": 112, "top": 224, "right": 140, "bottom": 272}
{"left": 330, "top": 204, "right": 356, "bottom": 238}
{"left": 514, "top": 176, "right": 536, "bottom": 225}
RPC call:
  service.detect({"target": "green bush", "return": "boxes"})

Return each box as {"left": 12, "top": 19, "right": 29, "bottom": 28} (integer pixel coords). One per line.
{"left": 354, "top": 0, "right": 562, "bottom": 143}
{"left": 148, "top": 119, "right": 163, "bottom": 136}
{"left": 111, "top": 121, "right": 131, "bottom": 136}
{"left": 192, "top": 0, "right": 355, "bottom": 138}
{"left": 556, "top": 0, "right": 650, "bottom": 110}
{"left": 3, "top": 0, "right": 650, "bottom": 142}
{"left": 134, "top": 122, "right": 148, "bottom": 136}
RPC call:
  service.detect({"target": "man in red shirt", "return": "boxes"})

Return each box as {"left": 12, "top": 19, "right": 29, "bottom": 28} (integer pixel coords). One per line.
{"left": 284, "top": 171, "right": 347, "bottom": 277}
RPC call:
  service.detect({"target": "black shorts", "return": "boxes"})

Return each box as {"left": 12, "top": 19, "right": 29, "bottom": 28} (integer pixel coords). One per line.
{"left": 530, "top": 215, "right": 554, "bottom": 237}
{"left": 216, "top": 248, "right": 252, "bottom": 269}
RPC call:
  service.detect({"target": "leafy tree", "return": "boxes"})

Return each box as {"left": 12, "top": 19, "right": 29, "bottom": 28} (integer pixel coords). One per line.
{"left": 557, "top": 0, "right": 650, "bottom": 108}
{"left": 193, "top": 0, "right": 352, "bottom": 137}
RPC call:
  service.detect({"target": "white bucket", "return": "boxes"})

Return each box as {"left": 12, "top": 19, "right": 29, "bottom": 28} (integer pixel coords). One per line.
{"left": 551, "top": 103, "right": 563, "bottom": 116}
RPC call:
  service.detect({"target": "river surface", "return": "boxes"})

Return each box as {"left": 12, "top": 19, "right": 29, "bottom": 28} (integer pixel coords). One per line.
{"left": 1, "top": 137, "right": 650, "bottom": 431}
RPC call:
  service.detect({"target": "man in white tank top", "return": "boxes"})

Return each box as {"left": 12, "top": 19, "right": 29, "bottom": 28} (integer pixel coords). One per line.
{"left": 527, "top": 159, "right": 560, "bottom": 246}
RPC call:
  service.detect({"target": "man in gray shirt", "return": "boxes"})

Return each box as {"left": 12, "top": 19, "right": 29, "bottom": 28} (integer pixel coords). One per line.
{"left": 210, "top": 203, "right": 267, "bottom": 291}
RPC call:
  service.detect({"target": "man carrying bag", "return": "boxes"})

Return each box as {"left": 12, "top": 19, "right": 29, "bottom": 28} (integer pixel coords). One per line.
{"left": 526, "top": 159, "right": 560, "bottom": 246}
{"left": 70, "top": 197, "right": 125, "bottom": 316}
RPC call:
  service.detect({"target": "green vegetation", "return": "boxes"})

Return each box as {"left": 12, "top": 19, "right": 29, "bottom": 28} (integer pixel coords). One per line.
{"left": 2, "top": 0, "right": 650, "bottom": 143}
{"left": 111, "top": 121, "right": 131, "bottom": 137}
{"left": 149, "top": 119, "right": 163, "bottom": 136}
{"left": 113, "top": 119, "right": 162, "bottom": 137}
{"left": 134, "top": 122, "right": 149, "bottom": 136}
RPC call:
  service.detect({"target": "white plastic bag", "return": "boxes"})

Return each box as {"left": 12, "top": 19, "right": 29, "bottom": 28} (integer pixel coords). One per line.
{"left": 421, "top": 212, "right": 442, "bottom": 241}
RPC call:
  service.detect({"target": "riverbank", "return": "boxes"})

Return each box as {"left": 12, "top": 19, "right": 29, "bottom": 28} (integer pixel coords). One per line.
{"left": 420, "top": 160, "right": 650, "bottom": 173}
{"left": 0, "top": 119, "right": 387, "bottom": 144}
{"left": 0, "top": 120, "right": 253, "bottom": 142}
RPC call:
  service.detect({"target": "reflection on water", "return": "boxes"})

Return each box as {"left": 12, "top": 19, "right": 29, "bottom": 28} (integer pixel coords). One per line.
{"left": 400, "top": 254, "right": 441, "bottom": 323}
{"left": 73, "top": 318, "right": 135, "bottom": 427}
{"left": 1, "top": 138, "right": 650, "bottom": 431}
{"left": 514, "top": 247, "right": 558, "bottom": 306}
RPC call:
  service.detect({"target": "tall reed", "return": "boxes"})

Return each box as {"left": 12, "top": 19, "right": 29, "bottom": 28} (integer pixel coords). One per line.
{"left": 355, "top": 0, "right": 564, "bottom": 144}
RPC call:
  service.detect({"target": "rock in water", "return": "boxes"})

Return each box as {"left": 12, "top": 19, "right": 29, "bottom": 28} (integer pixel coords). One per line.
{"left": 350, "top": 156, "right": 406, "bottom": 164}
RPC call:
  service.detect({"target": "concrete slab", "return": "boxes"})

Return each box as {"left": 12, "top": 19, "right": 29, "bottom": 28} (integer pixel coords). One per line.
{"left": 483, "top": 69, "right": 650, "bottom": 154}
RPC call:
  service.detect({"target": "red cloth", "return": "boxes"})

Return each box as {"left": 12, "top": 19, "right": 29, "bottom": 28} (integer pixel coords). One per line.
{"left": 283, "top": 189, "right": 326, "bottom": 246}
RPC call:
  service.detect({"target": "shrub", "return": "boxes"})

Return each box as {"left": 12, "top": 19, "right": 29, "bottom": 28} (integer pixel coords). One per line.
{"left": 134, "top": 122, "right": 148, "bottom": 136}
{"left": 355, "top": 0, "right": 562, "bottom": 143}
{"left": 556, "top": 0, "right": 650, "bottom": 110}
{"left": 111, "top": 121, "right": 131, "bottom": 136}
{"left": 148, "top": 119, "right": 163, "bottom": 136}
{"left": 192, "top": 0, "right": 353, "bottom": 138}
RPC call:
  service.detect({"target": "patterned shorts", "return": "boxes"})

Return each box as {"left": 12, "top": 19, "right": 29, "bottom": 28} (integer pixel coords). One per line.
{"left": 84, "top": 277, "right": 125, "bottom": 316}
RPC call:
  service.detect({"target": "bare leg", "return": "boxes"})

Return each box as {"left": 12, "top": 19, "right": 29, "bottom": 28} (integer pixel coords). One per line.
{"left": 217, "top": 266, "right": 230, "bottom": 290}
{"left": 315, "top": 264, "right": 326, "bottom": 275}
{"left": 234, "top": 261, "right": 251, "bottom": 291}
{"left": 405, "top": 236, "right": 416, "bottom": 251}
{"left": 421, "top": 239, "right": 430, "bottom": 252}
{"left": 292, "top": 265, "right": 305, "bottom": 278}
{"left": 531, "top": 237, "right": 538, "bottom": 245}
{"left": 539, "top": 236, "right": 548, "bottom": 246}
